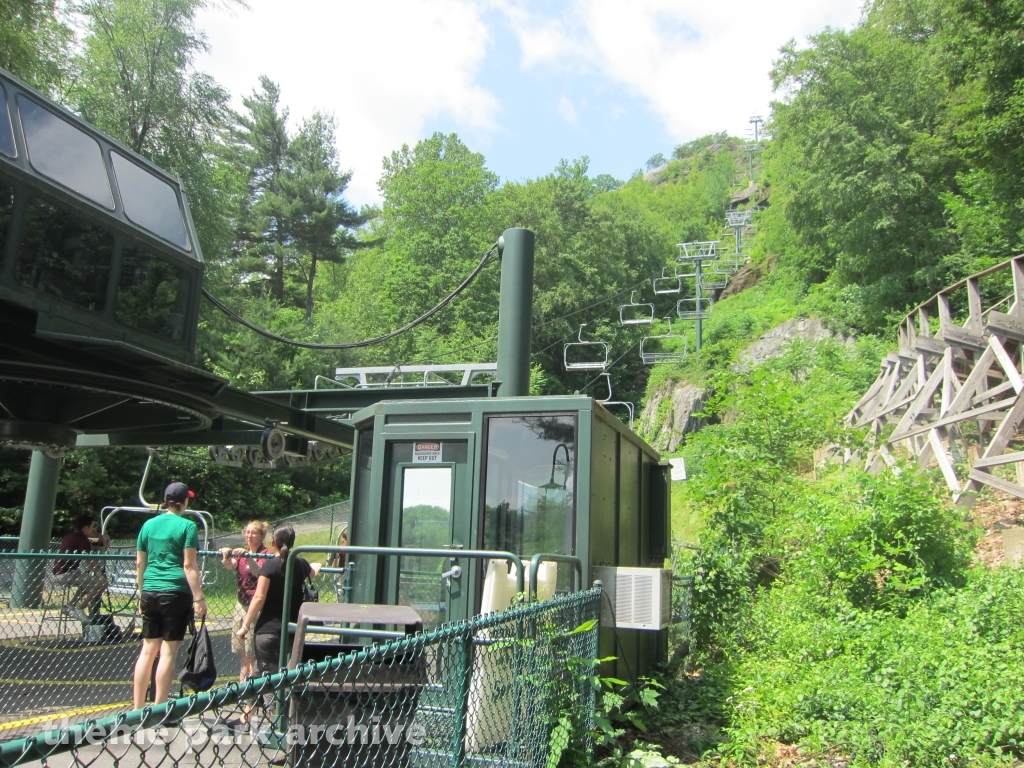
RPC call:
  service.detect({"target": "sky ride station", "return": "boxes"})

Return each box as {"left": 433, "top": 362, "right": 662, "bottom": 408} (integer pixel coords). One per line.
{"left": 0, "top": 60, "right": 676, "bottom": 743}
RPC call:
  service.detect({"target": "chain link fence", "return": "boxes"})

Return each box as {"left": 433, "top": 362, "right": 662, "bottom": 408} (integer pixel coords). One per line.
{"left": 0, "top": 585, "right": 601, "bottom": 768}
{"left": 0, "top": 549, "right": 353, "bottom": 740}
{"left": 208, "top": 502, "right": 349, "bottom": 552}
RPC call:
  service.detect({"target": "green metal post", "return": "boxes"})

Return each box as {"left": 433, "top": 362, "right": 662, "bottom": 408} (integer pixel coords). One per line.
{"left": 12, "top": 451, "right": 61, "bottom": 607}
{"left": 694, "top": 261, "right": 703, "bottom": 353}
{"left": 496, "top": 227, "right": 535, "bottom": 398}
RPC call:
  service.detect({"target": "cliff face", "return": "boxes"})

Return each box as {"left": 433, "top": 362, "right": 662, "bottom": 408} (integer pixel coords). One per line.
{"left": 639, "top": 318, "right": 847, "bottom": 452}
{"left": 637, "top": 381, "right": 706, "bottom": 452}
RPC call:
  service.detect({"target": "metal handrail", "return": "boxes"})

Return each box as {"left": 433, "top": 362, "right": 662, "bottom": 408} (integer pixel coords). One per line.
{"left": 528, "top": 553, "right": 584, "bottom": 602}
{"left": 278, "top": 545, "right": 525, "bottom": 673}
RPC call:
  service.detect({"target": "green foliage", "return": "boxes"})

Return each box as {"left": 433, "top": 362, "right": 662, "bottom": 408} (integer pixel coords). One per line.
{"left": 721, "top": 568, "right": 1024, "bottom": 766}
{"left": 71, "top": 0, "right": 232, "bottom": 253}
{"left": 0, "top": 0, "right": 72, "bottom": 92}
{"left": 785, "top": 469, "right": 975, "bottom": 612}
{"left": 659, "top": 334, "right": 1007, "bottom": 764}
{"left": 760, "top": 0, "right": 1024, "bottom": 330}
{"left": 0, "top": 446, "right": 349, "bottom": 537}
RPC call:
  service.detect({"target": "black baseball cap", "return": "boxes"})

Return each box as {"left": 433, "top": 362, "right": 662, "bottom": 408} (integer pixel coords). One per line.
{"left": 164, "top": 482, "right": 195, "bottom": 503}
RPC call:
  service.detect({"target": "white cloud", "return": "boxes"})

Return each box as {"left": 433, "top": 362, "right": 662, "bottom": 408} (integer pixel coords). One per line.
{"left": 504, "top": 0, "right": 863, "bottom": 141}
{"left": 558, "top": 95, "right": 579, "bottom": 124}
{"left": 194, "top": 0, "right": 498, "bottom": 206}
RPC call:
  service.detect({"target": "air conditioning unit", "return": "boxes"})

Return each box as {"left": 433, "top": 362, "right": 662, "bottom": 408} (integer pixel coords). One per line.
{"left": 592, "top": 567, "right": 671, "bottom": 630}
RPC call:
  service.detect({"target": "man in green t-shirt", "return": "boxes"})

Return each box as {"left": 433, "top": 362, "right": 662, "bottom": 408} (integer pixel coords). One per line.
{"left": 131, "top": 482, "right": 208, "bottom": 711}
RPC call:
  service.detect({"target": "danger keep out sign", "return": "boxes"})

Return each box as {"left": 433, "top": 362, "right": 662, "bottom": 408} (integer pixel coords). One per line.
{"left": 412, "top": 442, "right": 442, "bottom": 463}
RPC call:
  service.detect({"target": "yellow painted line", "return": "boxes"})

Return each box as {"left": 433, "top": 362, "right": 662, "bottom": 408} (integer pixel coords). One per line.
{"left": 0, "top": 675, "right": 236, "bottom": 686}
{"left": 0, "top": 638, "right": 140, "bottom": 652}
{"left": 0, "top": 702, "right": 129, "bottom": 732}
{"left": 0, "top": 679, "right": 130, "bottom": 686}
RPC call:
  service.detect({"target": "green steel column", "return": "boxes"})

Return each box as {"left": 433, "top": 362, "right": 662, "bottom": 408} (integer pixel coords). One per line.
{"left": 496, "top": 227, "right": 535, "bottom": 398}
{"left": 12, "top": 451, "right": 61, "bottom": 607}
{"left": 694, "top": 261, "right": 703, "bottom": 353}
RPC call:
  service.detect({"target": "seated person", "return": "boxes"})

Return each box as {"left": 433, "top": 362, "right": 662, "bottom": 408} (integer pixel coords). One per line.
{"left": 54, "top": 514, "right": 110, "bottom": 621}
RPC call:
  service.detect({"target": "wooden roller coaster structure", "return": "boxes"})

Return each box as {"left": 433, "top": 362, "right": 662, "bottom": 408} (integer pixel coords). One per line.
{"left": 848, "top": 255, "right": 1024, "bottom": 505}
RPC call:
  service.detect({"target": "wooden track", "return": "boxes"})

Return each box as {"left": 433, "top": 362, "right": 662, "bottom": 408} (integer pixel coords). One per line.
{"left": 848, "top": 255, "right": 1024, "bottom": 505}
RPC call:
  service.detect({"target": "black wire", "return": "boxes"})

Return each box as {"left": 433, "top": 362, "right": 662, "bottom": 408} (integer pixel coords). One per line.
{"left": 578, "top": 340, "right": 642, "bottom": 393}
{"left": 534, "top": 280, "right": 647, "bottom": 330}
{"left": 202, "top": 243, "right": 500, "bottom": 350}
{"left": 599, "top": 588, "right": 654, "bottom": 724}
{"left": 400, "top": 279, "right": 648, "bottom": 367}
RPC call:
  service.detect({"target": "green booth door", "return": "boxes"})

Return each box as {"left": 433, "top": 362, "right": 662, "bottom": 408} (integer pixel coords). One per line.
{"left": 384, "top": 438, "right": 473, "bottom": 630}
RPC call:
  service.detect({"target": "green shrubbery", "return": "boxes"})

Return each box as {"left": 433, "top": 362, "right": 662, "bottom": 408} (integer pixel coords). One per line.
{"left": 656, "top": 336, "right": 1024, "bottom": 766}
{"left": 723, "top": 568, "right": 1024, "bottom": 766}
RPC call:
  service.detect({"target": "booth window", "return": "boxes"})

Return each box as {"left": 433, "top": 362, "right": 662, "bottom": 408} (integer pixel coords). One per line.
{"left": 0, "top": 182, "right": 12, "bottom": 269}
{"left": 116, "top": 244, "right": 189, "bottom": 342}
{"left": 483, "top": 414, "right": 576, "bottom": 562}
{"left": 398, "top": 463, "right": 453, "bottom": 627}
{"left": 0, "top": 85, "right": 15, "bottom": 158}
{"left": 17, "top": 197, "right": 113, "bottom": 311}
{"left": 111, "top": 152, "right": 190, "bottom": 250}
{"left": 18, "top": 96, "right": 114, "bottom": 209}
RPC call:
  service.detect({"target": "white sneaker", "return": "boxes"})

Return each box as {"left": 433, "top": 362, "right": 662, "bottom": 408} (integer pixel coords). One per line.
{"left": 62, "top": 605, "right": 89, "bottom": 622}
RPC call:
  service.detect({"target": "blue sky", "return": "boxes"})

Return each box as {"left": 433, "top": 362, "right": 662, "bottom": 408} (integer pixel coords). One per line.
{"left": 196, "top": 0, "right": 863, "bottom": 206}
{"left": 431, "top": 5, "right": 674, "bottom": 186}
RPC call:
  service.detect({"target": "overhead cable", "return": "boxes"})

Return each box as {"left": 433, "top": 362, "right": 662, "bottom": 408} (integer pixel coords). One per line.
{"left": 202, "top": 243, "right": 499, "bottom": 350}
{"left": 578, "top": 340, "right": 642, "bottom": 393}
{"left": 400, "top": 278, "right": 649, "bottom": 367}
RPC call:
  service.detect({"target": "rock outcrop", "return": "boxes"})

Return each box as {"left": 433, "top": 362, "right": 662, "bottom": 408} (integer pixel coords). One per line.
{"left": 640, "top": 317, "right": 850, "bottom": 451}
{"left": 637, "top": 381, "right": 707, "bottom": 452}
{"left": 734, "top": 317, "right": 844, "bottom": 371}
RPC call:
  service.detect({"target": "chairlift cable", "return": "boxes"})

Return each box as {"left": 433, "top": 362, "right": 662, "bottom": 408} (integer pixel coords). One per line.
{"left": 202, "top": 243, "right": 500, "bottom": 350}
{"left": 578, "top": 340, "right": 642, "bottom": 393}
{"left": 398, "top": 279, "right": 649, "bottom": 367}
{"left": 534, "top": 280, "right": 647, "bottom": 330}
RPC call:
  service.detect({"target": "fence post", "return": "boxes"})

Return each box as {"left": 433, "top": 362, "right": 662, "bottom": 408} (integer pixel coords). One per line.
{"left": 449, "top": 626, "right": 474, "bottom": 766}
{"left": 12, "top": 451, "right": 61, "bottom": 608}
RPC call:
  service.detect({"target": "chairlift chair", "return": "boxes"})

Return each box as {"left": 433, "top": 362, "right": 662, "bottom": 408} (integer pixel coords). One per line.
{"left": 618, "top": 290, "right": 656, "bottom": 326}
{"left": 595, "top": 373, "right": 636, "bottom": 430}
{"left": 564, "top": 324, "right": 610, "bottom": 371}
{"left": 701, "top": 274, "right": 729, "bottom": 290}
{"left": 677, "top": 297, "right": 713, "bottom": 320}
{"left": 677, "top": 241, "right": 721, "bottom": 262}
{"left": 725, "top": 209, "right": 754, "bottom": 227}
{"left": 653, "top": 267, "right": 682, "bottom": 295}
{"left": 700, "top": 271, "right": 729, "bottom": 290}
{"left": 640, "top": 318, "right": 688, "bottom": 365}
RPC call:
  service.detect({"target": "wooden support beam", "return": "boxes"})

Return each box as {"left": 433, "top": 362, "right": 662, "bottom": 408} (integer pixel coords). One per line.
{"left": 890, "top": 359, "right": 945, "bottom": 438}
{"left": 963, "top": 393, "right": 1024, "bottom": 494}
{"left": 941, "top": 348, "right": 955, "bottom": 415}
{"left": 938, "top": 294, "right": 952, "bottom": 329}
{"left": 895, "top": 396, "right": 1017, "bottom": 441}
{"left": 1012, "top": 258, "right": 1024, "bottom": 316}
{"left": 939, "top": 346, "right": 996, "bottom": 419}
{"left": 987, "top": 310, "right": 1024, "bottom": 343}
{"left": 974, "top": 449, "right": 1024, "bottom": 469}
{"left": 990, "top": 335, "right": 1024, "bottom": 394}
{"left": 928, "top": 429, "right": 960, "bottom": 492}
{"left": 914, "top": 336, "right": 946, "bottom": 356}
{"left": 968, "top": 468, "right": 1024, "bottom": 500}
{"left": 968, "top": 277, "right": 983, "bottom": 333}
{"left": 938, "top": 325, "right": 987, "bottom": 352}
{"left": 918, "top": 307, "right": 931, "bottom": 338}
{"left": 973, "top": 380, "right": 1016, "bottom": 407}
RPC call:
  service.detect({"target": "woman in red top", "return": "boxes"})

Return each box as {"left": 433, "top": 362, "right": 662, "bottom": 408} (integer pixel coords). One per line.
{"left": 220, "top": 521, "right": 269, "bottom": 684}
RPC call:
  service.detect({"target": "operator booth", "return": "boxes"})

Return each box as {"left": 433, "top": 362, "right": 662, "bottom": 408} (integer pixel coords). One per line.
{"left": 343, "top": 393, "right": 672, "bottom": 679}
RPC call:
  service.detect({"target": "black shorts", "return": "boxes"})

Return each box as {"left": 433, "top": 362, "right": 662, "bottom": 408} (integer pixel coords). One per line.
{"left": 140, "top": 591, "right": 193, "bottom": 641}
{"left": 254, "top": 632, "right": 281, "bottom": 674}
